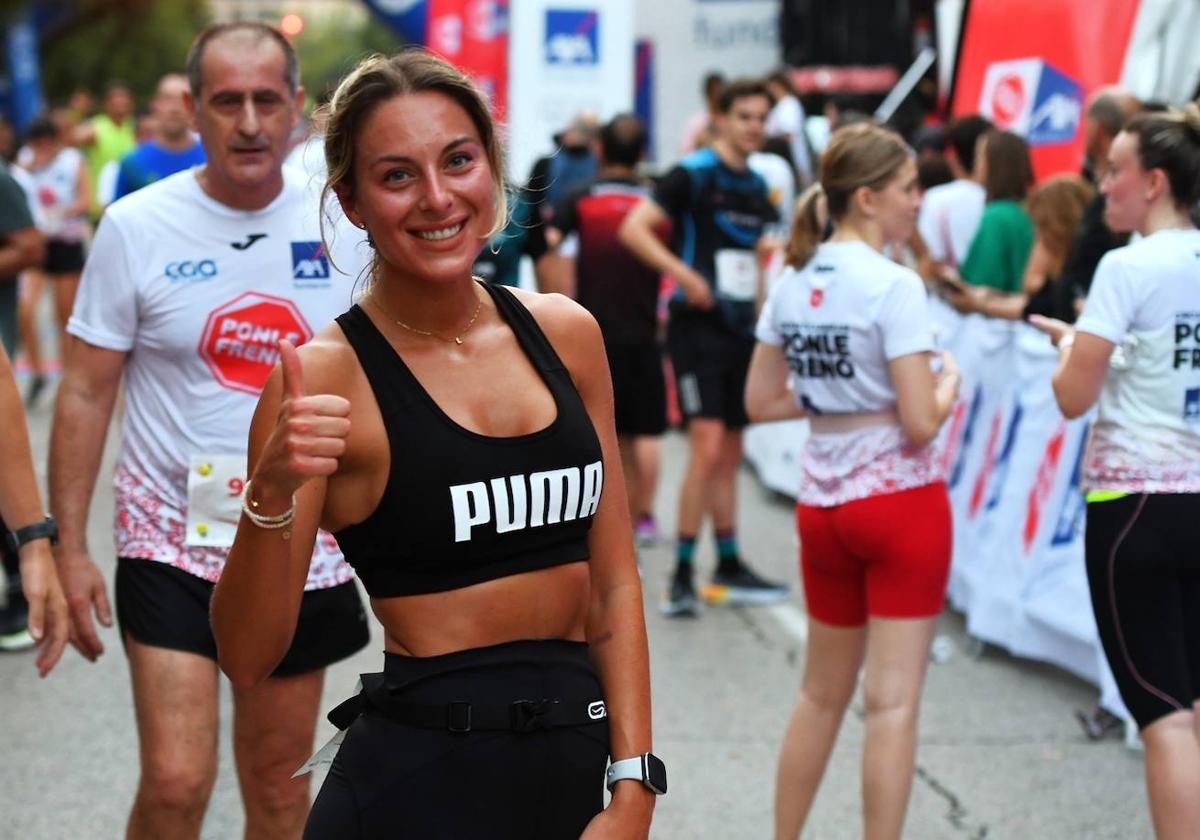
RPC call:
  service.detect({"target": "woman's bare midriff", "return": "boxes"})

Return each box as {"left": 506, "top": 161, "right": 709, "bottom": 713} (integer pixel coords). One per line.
{"left": 370, "top": 560, "right": 592, "bottom": 657}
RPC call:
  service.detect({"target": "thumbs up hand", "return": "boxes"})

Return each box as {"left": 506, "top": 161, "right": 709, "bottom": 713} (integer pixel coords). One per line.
{"left": 251, "top": 339, "right": 352, "bottom": 503}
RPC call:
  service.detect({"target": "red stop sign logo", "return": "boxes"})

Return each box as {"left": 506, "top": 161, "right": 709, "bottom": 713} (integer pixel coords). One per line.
{"left": 991, "top": 74, "right": 1026, "bottom": 128}
{"left": 199, "top": 292, "right": 313, "bottom": 395}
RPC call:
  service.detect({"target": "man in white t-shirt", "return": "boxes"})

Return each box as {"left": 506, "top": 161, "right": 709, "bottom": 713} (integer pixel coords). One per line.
{"left": 765, "top": 70, "right": 814, "bottom": 187}
{"left": 48, "top": 23, "right": 369, "bottom": 839}
{"left": 916, "top": 115, "right": 992, "bottom": 269}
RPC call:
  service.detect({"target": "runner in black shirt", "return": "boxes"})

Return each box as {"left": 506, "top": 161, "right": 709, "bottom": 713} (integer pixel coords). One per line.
{"left": 551, "top": 114, "right": 666, "bottom": 546}
{"left": 620, "top": 79, "right": 787, "bottom": 616}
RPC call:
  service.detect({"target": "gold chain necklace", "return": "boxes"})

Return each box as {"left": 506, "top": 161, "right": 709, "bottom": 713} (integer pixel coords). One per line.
{"left": 373, "top": 280, "right": 484, "bottom": 346}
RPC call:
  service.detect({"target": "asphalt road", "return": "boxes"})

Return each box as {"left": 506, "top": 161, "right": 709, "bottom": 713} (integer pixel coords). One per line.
{"left": 2, "top": 380, "right": 1150, "bottom": 839}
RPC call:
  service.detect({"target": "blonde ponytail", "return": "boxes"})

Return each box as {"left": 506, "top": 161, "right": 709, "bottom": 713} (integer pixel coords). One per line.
{"left": 785, "top": 183, "right": 826, "bottom": 269}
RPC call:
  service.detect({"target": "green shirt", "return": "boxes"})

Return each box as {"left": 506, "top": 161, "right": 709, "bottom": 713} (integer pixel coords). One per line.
{"left": 960, "top": 199, "right": 1033, "bottom": 294}
{"left": 85, "top": 114, "right": 136, "bottom": 216}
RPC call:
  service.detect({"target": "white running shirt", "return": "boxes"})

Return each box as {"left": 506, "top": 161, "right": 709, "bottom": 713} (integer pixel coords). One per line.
{"left": 916, "top": 179, "right": 985, "bottom": 268}
{"left": 1074, "top": 228, "right": 1200, "bottom": 493}
{"left": 756, "top": 240, "right": 941, "bottom": 506}
{"left": 25, "top": 147, "right": 88, "bottom": 242}
{"left": 68, "top": 166, "right": 370, "bottom": 588}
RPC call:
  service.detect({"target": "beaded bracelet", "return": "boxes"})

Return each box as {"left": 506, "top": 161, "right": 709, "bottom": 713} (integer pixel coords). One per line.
{"left": 241, "top": 479, "right": 295, "bottom": 537}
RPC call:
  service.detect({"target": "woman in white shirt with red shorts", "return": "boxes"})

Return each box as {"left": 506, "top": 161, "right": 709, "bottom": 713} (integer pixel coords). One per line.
{"left": 746, "top": 122, "right": 961, "bottom": 840}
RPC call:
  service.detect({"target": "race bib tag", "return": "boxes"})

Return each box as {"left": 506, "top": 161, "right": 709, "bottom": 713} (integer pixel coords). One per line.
{"left": 714, "top": 248, "right": 757, "bottom": 302}
{"left": 293, "top": 676, "right": 363, "bottom": 778}
{"left": 185, "top": 454, "right": 247, "bottom": 547}
{"left": 292, "top": 728, "right": 346, "bottom": 778}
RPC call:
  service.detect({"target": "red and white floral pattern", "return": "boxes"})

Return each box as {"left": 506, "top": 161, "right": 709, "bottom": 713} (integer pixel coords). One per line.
{"left": 113, "top": 465, "right": 353, "bottom": 590}
{"left": 1084, "top": 430, "right": 1200, "bottom": 495}
{"left": 798, "top": 425, "right": 944, "bottom": 508}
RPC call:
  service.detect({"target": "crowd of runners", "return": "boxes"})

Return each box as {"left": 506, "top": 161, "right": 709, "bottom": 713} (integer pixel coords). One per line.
{"left": 1, "top": 17, "right": 1200, "bottom": 840}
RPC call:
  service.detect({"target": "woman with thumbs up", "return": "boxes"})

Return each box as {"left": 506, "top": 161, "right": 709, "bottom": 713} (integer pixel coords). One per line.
{"left": 212, "top": 50, "right": 657, "bottom": 839}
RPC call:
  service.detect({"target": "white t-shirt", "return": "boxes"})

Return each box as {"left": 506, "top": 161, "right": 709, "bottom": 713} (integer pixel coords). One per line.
{"left": 916, "top": 179, "right": 985, "bottom": 268}
{"left": 765, "top": 95, "right": 812, "bottom": 183}
{"left": 26, "top": 147, "right": 88, "bottom": 242}
{"left": 68, "top": 166, "right": 370, "bottom": 588}
{"left": 1074, "top": 228, "right": 1200, "bottom": 493}
{"left": 756, "top": 240, "right": 941, "bottom": 505}
{"left": 748, "top": 151, "right": 795, "bottom": 238}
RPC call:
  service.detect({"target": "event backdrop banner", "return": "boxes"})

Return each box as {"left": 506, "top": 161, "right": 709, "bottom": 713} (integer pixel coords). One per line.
{"left": 635, "top": 0, "right": 780, "bottom": 164}
{"left": 361, "top": 0, "right": 509, "bottom": 118}
{"left": 744, "top": 298, "right": 1127, "bottom": 719}
{"left": 951, "top": 0, "right": 1141, "bottom": 180}
{"left": 507, "top": 0, "right": 635, "bottom": 182}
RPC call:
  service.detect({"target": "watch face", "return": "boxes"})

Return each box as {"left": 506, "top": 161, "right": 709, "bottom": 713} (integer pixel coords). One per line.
{"left": 645, "top": 754, "right": 667, "bottom": 795}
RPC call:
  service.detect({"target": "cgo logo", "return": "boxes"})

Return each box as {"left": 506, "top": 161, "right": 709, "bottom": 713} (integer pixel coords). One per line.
{"left": 165, "top": 259, "right": 218, "bottom": 281}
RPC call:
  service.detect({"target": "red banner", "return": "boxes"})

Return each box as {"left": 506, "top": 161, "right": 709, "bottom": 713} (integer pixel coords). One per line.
{"left": 427, "top": 0, "right": 509, "bottom": 120}
{"left": 951, "top": 0, "right": 1141, "bottom": 180}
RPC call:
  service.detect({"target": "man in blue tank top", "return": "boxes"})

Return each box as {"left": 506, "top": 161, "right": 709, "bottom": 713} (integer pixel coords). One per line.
{"left": 620, "top": 79, "right": 788, "bottom": 616}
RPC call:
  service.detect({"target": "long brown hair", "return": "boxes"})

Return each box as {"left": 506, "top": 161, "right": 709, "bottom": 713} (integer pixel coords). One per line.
{"left": 785, "top": 123, "right": 911, "bottom": 269}
{"left": 1029, "top": 175, "right": 1094, "bottom": 274}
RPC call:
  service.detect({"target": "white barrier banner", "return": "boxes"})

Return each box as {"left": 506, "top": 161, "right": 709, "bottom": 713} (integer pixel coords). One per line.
{"left": 745, "top": 299, "right": 1127, "bottom": 717}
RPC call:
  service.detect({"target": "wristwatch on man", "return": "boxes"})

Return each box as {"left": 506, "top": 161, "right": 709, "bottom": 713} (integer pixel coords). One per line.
{"left": 3, "top": 516, "right": 59, "bottom": 556}
{"left": 606, "top": 752, "right": 667, "bottom": 795}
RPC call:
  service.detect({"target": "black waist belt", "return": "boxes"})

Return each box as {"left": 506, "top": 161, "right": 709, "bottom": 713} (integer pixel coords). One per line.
{"left": 328, "top": 672, "right": 608, "bottom": 734}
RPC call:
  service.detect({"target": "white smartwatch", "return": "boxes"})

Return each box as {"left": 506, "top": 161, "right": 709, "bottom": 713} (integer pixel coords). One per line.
{"left": 606, "top": 752, "right": 667, "bottom": 795}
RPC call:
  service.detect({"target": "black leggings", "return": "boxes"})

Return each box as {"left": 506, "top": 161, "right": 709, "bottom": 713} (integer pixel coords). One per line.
{"left": 304, "top": 639, "right": 610, "bottom": 839}
{"left": 1086, "top": 493, "right": 1200, "bottom": 730}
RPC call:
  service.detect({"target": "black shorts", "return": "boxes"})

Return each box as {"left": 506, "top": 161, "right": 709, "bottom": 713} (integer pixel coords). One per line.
{"left": 115, "top": 557, "right": 370, "bottom": 678}
{"left": 607, "top": 341, "right": 667, "bottom": 437}
{"left": 666, "top": 306, "right": 754, "bottom": 429}
{"left": 305, "top": 639, "right": 609, "bottom": 839}
{"left": 42, "top": 240, "right": 85, "bottom": 275}
{"left": 1085, "top": 494, "right": 1200, "bottom": 730}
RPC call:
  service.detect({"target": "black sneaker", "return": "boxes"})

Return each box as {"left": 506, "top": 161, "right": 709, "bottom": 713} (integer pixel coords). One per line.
{"left": 703, "top": 560, "right": 789, "bottom": 606}
{"left": 0, "top": 599, "right": 34, "bottom": 652}
{"left": 660, "top": 570, "right": 700, "bottom": 618}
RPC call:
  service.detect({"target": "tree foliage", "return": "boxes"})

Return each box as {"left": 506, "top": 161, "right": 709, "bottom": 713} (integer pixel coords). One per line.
{"left": 30, "top": 0, "right": 404, "bottom": 111}
{"left": 36, "top": 0, "right": 211, "bottom": 105}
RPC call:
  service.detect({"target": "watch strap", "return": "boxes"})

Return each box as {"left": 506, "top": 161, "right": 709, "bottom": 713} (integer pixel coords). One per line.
{"left": 7, "top": 517, "right": 58, "bottom": 553}
{"left": 606, "top": 753, "right": 666, "bottom": 795}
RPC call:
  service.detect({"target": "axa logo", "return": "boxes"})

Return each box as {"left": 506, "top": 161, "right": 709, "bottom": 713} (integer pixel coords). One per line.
{"left": 290, "top": 241, "right": 330, "bottom": 285}
{"left": 984, "top": 403, "right": 1024, "bottom": 513}
{"left": 979, "top": 58, "right": 1082, "bottom": 147}
{"left": 545, "top": 9, "right": 599, "bottom": 66}
{"left": 947, "top": 384, "right": 983, "bottom": 490}
{"left": 1050, "top": 427, "right": 1089, "bottom": 548}
{"left": 164, "top": 259, "right": 218, "bottom": 281}
{"left": 1023, "top": 421, "right": 1067, "bottom": 554}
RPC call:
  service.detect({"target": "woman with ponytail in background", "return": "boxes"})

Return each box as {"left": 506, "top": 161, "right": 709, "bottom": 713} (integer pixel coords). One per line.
{"left": 1031, "top": 106, "right": 1200, "bottom": 840}
{"left": 745, "top": 123, "right": 960, "bottom": 840}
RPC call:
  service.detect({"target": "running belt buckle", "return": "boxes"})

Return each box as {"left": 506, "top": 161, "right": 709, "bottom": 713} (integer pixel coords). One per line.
{"left": 509, "top": 698, "right": 558, "bottom": 733}
{"left": 447, "top": 701, "right": 473, "bottom": 733}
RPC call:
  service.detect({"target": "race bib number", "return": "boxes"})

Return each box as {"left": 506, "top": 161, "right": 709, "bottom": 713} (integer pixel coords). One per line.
{"left": 185, "top": 454, "right": 247, "bottom": 548}
{"left": 714, "top": 248, "right": 757, "bottom": 302}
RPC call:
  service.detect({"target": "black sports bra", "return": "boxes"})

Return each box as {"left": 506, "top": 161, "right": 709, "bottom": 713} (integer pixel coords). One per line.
{"left": 332, "top": 282, "right": 603, "bottom": 597}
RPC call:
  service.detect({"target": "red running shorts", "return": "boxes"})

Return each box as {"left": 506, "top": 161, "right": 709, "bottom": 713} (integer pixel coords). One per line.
{"left": 796, "top": 481, "right": 952, "bottom": 627}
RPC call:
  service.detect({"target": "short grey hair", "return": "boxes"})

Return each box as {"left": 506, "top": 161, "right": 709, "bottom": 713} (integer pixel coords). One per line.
{"left": 185, "top": 22, "right": 299, "bottom": 99}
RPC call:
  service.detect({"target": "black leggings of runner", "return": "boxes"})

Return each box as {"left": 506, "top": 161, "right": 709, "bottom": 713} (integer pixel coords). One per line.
{"left": 1086, "top": 493, "right": 1200, "bottom": 730}
{"left": 304, "top": 639, "right": 609, "bottom": 839}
